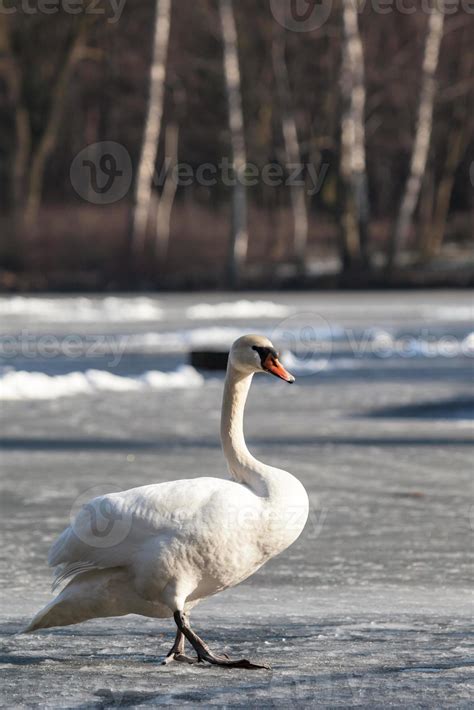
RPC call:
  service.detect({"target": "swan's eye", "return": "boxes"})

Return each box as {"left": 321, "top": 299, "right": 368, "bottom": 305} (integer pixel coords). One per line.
{"left": 252, "top": 345, "right": 278, "bottom": 368}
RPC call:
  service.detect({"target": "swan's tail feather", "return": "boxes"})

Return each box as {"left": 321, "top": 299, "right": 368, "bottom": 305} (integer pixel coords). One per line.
{"left": 23, "top": 598, "right": 66, "bottom": 633}
{"left": 52, "top": 561, "right": 98, "bottom": 592}
{"left": 23, "top": 568, "right": 137, "bottom": 633}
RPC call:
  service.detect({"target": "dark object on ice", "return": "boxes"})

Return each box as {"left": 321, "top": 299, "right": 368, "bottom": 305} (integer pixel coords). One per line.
{"left": 190, "top": 350, "right": 229, "bottom": 371}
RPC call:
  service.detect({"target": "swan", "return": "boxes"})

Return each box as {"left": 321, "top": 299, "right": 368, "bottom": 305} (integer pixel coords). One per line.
{"left": 25, "top": 335, "right": 309, "bottom": 669}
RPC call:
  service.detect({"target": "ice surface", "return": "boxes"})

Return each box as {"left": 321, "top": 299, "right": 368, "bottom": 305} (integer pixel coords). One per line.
{"left": 0, "top": 291, "right": 472, "bottom": 707}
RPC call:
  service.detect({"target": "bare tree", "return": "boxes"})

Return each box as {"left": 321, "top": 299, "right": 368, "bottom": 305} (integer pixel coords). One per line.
{"left": 0, "top": 17, "right": 30, "bottom": 217}
{"left": 387, "top": 2, "right": 445, "bottom": 270}
{"left": 0, "top": 18, "right": 91, "bottom": 234}
{"left": 420, "top": 31, "right": 473, "bottom": 260}
{"left": 219, "top": 0, "right": 248, "bottom": 287}
{"left": 423, "top": 105, "right": 470, "bottom": 260}
{"left": 129, "top": 0, "right": 172, "bottom": 259}
{"left": 339, "top": 0, "right": 370, "bottom": 272}
{"left": 154, "top": 122, "right": 179, "bottom": 263}
{"left": 23, "top": 24, "right": 88, "bottom": 230}
{"left": 272, "top": 24, "right": 308, "bottom": 277}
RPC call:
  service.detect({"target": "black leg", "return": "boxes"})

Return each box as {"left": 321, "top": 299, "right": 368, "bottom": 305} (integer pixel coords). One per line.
{"left": 162, "top": 624, "right": 197, "bottom": 665}
{"left": 173, "top": 610, "right": 270, "bottom": 670}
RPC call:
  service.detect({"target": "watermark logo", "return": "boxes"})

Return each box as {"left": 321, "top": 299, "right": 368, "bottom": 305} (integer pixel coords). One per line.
{"left": 272, "top": 312, "right": 334, "bottom": 375}
{"left": 70, "top": 484, "right": 133, "bottom": 549}
{"left": 270, "top": 0, "right": 332, "bottom": 32}
{"left": 270, "top": 0, "right": 474, "bottom": 31}
{"left": 70, "top": 144, "right": 329, "bottom": 203}
{"left": 70, "top": 141, "right": 132, "bottom": 205}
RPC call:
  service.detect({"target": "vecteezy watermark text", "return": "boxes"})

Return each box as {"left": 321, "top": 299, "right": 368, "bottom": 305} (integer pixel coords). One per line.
{"left": 350, "top": 328, "right": 474, "bottom": 359}
{"left": 0, "top": 331, "right": 127, "bottom": 368}
{"left": 272, "top": 312, "right": 474, "bottom": 377}
{"left": 270, "top": 0, "right": 474, "bottom": 33}
{"left": 154, "top": 158, "right": 329, "bottom": 197}
{"left": 0, "top": 0, "right": 126, "bottom": 23}
{"left": 69, "top": 140, "right": 330, "bottom": 205}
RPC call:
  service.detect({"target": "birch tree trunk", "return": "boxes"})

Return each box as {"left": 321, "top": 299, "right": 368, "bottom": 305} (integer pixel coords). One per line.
{"left": 339, "top": 0, "right": 370, "bottom": 272}
{"left": 272, "top": 25, "right": 308, "bottom": 277}
{"left": 129, "top": 0, "right": 171, "bottom": 259}
{"left": 219, "top": 0, "right": 248, "bottom": 287}
{"left": 154, "top": 122, "right": 179, "bottom": 264}
{"left": 23, "top": 25, "right": 87, "bottom": 230}
{"left": 387, "top": 2, "right": 445, "bottom": 270}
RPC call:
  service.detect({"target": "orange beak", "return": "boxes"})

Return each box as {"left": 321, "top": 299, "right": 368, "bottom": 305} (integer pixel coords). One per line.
{"left": 263, "top": 354, "right": 295, "bottom": 383}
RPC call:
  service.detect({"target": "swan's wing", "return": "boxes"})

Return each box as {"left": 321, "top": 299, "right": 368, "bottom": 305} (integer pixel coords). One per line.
{"left": 51, "top": 561, "right": 99, "bottom": 591}
{"left": 48, "top": 478, "right": 228, "bottom": 590}
{"left": 48, "top": 491, "right": 143, "bottom": 590}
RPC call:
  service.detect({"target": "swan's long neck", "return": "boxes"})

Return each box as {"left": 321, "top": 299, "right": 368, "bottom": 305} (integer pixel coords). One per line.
{"left": 220, "top": 365, "right": 270, "bottom": 495}
{"left": 220, "top": 362, "right": 310, "bottom": 545}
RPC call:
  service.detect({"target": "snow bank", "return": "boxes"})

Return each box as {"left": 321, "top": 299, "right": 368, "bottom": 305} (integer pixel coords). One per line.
{"left": 426, "top": 306, "right": 473, "bottom": 321}
{"left": 462, "top": 332, "right": 474, "bottom": 355}
{"left": 0, "top": 296, "right": 164, "bottom": 322}
{"left": 186, "top": 300, "right": 291, "bottom": 319}
{"left": 0, "top": 366, "right": 203, "bottom": 401}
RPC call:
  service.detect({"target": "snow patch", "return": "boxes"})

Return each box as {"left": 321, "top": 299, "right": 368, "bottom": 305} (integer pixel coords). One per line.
{"left": 462, "top": 332, "right": 474, "bottom": 355}
{"left": 186, "top": 300, "right": 291, "bottom": 320}
{"left": 0, "top": 296, "right": 164, "bottom": 322}
{"left": 426, "top": 306, "right": 473, "bottom": 321}
{"left": 0, "top": 366, "right": 203, "bottom": 401}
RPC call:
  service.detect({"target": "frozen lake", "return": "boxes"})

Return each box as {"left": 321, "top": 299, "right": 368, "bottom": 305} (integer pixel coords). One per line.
{"left": 0, "top": 291, "right": 472, "bottom": 707}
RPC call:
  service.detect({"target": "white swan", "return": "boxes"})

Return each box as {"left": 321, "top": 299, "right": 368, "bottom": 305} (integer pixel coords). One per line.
{"left": 26, "top": 335, "right": 309, "bottom": 669}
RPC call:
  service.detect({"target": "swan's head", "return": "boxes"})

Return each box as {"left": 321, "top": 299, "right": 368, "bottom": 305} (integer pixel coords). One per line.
{"left": 229, "top": 334, "right": 295, "bottom": 383}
